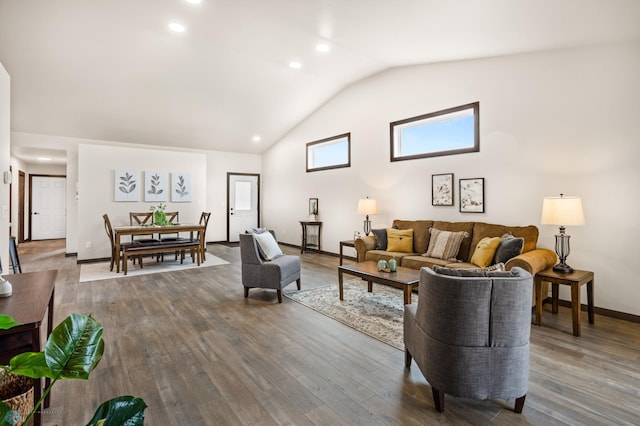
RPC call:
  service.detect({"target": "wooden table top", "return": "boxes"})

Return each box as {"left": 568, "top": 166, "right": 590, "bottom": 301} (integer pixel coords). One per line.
{"left": 0, "top": 269, "right": 58, "bottom": 332}
{"left": 339, "top": 261, "right": 420, "bottom": 285}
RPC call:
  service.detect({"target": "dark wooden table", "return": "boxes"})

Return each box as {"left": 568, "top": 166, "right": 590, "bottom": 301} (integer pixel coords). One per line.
{"left": 338, "top": 261, "right": 420, "bottom": 305}
{"left": 299, "top": 221, "right": 322, "bottom": 253}
{"left": 0, "top": 269, "right": 58, "bottom": 426}
{"left": 535, "top": 268, "right": 594, "bottom": 336}
{"left": 339, "top": 240, "right": 355, "bottom": 265}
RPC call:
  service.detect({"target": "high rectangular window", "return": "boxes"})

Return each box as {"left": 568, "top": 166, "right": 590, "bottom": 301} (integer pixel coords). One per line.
{"left": 390, "top": 102, "right": 479, "bottom": 161}
{"left": 306, "top": 133, "right": 351, "bottom": 172}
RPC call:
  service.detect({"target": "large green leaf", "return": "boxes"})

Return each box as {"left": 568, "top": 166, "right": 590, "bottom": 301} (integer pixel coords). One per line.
{"left": 85, "top": 396, "right": 147, "bottom": 426}
{"left": 5, "top": 352, "right": 56, "bottom": 379}
{"left": 44, "top": 314, "right": 105, "bottom": 380}
{"left": 0, "top": 314, "right": 20, "bottom": 330}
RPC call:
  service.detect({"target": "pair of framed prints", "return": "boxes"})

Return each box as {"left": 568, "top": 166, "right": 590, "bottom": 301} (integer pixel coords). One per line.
{"left": 431, "top": 173, "right": 484, "bottom": 213}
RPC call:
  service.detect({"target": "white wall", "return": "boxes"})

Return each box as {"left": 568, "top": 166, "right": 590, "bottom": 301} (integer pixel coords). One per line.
{"left": 0, "top": 63, "right": 9, "bottom": 267}
{"left": 262, "top": 42, "right": 640, "bottom": 316}
{"left": 77, "top": 144, "right": 207, "bottom": 261}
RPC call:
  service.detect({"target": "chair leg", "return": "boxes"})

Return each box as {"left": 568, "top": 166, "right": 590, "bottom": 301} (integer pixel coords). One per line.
{"left": 432, "top": 388, "right": 445, "bottom": 413}
{"left": 277, "top": 289, "right": 283, "bottom": 303}
{"left": 296, "top": 278, "right": 301, "bottom": 290}
{"left": 244, "top": 287, "right": 249, "bottom": 298}
{"left": 514, "top": 394, "right": 526, "bottom": 413}
{"left": 404, "top": 349, "right": 412, "bottom": 368}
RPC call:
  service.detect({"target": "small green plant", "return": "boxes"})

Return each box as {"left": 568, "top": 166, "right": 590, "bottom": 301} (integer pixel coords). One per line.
{"left": 0, "top": 314, "right": 146, "bottom": 426}
{"left": 150, "top": 203, "right": 169, "bottom": 226}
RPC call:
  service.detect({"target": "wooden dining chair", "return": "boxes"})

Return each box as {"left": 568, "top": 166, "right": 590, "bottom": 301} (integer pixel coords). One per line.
{"left": 129, "top": 212, "right": 160, "bottom": 263}
{"left": 103, "top": 214, "right": 140, "bottom": 272}
{"left": 158, "top": 212, "right": 180, "bottom": 261}
{"left": 9, "top": 236, "right": 22, "bottom": 274}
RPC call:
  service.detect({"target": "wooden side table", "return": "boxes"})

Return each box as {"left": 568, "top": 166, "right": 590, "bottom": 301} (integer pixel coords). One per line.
{"left": 339, "top": 240, "right": 355, "bottom": 265}
{"left": 299, "top": 221, "right": 322, "bottom": 253}
{"left": 534, "top": 268, "right": 595, "bottom": 337}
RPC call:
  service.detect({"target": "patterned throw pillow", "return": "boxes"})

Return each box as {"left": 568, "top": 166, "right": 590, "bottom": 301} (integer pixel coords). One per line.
{"left": 423, "top": 228, "right": 469, "bottom": 261}
{"left": 493, "top": 233, "right": 524, "bottom": 264}
{"left": 470, "top": 236, "right": 502, "bottom": 268}
{"left": 386, "top": 228, "right": 414, "bottom": 252}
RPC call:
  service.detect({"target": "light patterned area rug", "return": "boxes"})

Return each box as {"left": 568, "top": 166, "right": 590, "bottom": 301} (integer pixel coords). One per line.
{"left": 284, "top": 279, "right": 416, "bottom": 350}
{"left": 79, "top": 255, "right": 229, "bottom": 282}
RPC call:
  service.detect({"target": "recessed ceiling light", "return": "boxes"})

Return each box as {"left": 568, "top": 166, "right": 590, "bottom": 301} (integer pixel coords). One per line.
{"left": 185, "top": 0, "right": 202, "bottom": 3}
{"left": 252, "top": 135, "right": 261, "bottom": 142}
{"left": 315, "top": 43, "right": 330, "bottom": 53}
{"left": 37, "top": 157, "right": 51, "bottom": 161}
{"left": 289, "top": 61, "right": 302, "bottom": 69}
{"left": 169, "top": 22, "right": 186, "bottom": 33}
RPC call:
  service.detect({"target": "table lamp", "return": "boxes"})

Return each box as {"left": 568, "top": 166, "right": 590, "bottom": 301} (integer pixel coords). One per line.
{"left": 541, "top": 194, "right": 585, "bottom": 273}
{"left": 357, "top": 197, "right": 378, "bottom": 236}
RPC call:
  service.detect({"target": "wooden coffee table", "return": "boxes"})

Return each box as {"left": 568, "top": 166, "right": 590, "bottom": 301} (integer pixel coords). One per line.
{"left": 338, "top": 261, "right": 420, "bottom": 305}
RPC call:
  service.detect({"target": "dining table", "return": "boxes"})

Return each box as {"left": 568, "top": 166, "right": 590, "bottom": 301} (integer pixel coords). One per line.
{"left": 112, "top": 223, "right": 205, "bottom": 273}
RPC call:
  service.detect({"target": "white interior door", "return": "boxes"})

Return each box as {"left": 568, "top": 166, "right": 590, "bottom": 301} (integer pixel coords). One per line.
{"left": 228, "top": 173, "right": 259, "bottom": 242}
{"left": 32, "top": 176, "right": 67, "bottom": 240}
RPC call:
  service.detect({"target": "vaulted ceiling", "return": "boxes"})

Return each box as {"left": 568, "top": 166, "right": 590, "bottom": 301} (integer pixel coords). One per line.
{"left": 2, "top": 0, "right": 639, "bottom": 162}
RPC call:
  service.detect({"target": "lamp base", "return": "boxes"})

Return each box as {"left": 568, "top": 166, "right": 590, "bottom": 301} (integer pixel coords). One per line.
{"left": 552, "top": 263, "right": 574, "bottom": 274}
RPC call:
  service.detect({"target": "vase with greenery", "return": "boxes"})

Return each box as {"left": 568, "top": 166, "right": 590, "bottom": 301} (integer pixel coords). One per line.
{"left": 0, "top": 313, "right": 147, "bottom": 426}
{"left": 150, "top": 203, "right": 169, "bottom": 226}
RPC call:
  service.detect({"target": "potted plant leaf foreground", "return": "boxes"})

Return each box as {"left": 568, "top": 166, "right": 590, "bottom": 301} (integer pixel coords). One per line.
{"left": 0, "top": 313, "right": 147, "bottom": 425}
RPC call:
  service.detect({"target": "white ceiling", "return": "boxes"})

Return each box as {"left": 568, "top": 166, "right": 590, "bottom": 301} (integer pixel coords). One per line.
{"left": 2, "top": 0, "right": 639, "bottom": 163}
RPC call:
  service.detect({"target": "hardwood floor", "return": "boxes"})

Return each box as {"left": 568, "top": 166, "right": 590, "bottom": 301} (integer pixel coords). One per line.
{"left": 11, "top": 240, "right": 640, "bottom": 425}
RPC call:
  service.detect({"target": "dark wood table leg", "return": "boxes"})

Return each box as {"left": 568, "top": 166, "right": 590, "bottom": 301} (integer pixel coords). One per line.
{"left": 404, "top": 286, "right": 411, "bottom": 305}
{"left": 535, "top": 277, "right": 543, "bottom": 326}
{"left": 44, "top": 288, "right": 54, "bottom": 409}
{"left": 587, "top": 278, "right": 595, "bottom": 324}
{"left": 32, "top": 328, "right": 42, "bottom": 426}
{"left": 571, "top": 281, "right": 581, "bottom": 337}
{"left": 367, "top": 280, "right": 372, "bottom": 292}
{"left": 338, "top": 269, "right": 344, "bottom": 300}
{"left": 552, "top": 283, "right": 559, "bottom": 314}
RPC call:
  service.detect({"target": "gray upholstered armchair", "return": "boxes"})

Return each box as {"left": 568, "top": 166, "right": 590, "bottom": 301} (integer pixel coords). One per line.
{"left": 239, "top": 232, "right": 301, "bottom": 303}
{"left": 404, "top": 266, "right": 533, "bottom": 413}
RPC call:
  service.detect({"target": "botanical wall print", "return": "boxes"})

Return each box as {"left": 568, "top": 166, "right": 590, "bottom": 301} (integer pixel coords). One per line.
{"left": 114, "top": 169, "right": 140, "bottom": 202}
{"left": 171, "top": 172, "right": 192, "bottom": 202}
{"left": 432, "top": 173, "right": 454, "bottom": 206}
{"left": 144, "top": 171, "right": 168, "bottom": 202}
{"left": 460, "top": 178, "right": 485, "bottom": 213}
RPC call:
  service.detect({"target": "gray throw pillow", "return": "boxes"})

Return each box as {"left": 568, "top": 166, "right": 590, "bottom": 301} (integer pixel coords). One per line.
{"left": 493, "top": 233, "right": 524, "bottom": 264}
{"left": 372, "top": 228, "right": 388, "bottom": 250}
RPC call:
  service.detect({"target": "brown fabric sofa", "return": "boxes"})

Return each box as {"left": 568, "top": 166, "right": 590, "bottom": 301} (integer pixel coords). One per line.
{"left": 354, "top": 219, "right": 557, "bottom": 305}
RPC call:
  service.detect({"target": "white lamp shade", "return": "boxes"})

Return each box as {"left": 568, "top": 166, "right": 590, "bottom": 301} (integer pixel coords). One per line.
{"left": 541, "top": 195, "right": 585, "bottom": 226}
{"left": 357, "top": 198, "right": 378, "bottom": 215}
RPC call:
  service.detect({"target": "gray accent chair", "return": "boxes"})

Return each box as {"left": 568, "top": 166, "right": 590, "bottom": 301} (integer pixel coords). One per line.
{"left": 239, "top": 232, "right": 301, "bottom": 303}
{"left": 404, "top": 266, "right": 533, "bottom": 413}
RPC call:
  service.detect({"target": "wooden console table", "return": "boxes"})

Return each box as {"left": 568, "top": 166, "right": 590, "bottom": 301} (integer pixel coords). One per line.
{"left": 0, "top": 269, "right": 58, "bottom": 426}
{"left": 299, "top": 221, "right": 322, "bottom": 253}
{"left": 339, "top": 240, "right": 355, "bottom": 265}
{"left": 534, "top": 268, "right": 594, "bottom": 337}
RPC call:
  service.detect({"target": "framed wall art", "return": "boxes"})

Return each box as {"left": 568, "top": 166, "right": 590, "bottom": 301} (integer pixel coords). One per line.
{"left": 432, "top": 173, "right": 454, "bottom": 206}
{"left": 144, "top": 171, "right": 168, "bottom": 202}
{"left": 459, "top": 178, "right": 484, "bottom": 213}
{"left": 309, "top": 198, "right": 319, "bottom": 220}
{"left": 114, "top": 169, "right": 140, "bottom": 202}
{"left": 171, "top": 172, "right": 192, "bottom": 202}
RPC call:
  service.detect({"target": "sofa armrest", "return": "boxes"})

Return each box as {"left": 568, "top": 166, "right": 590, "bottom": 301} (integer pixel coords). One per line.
{"left": 354, "top": 236, "right": 376, "bottom": 262}
{"left": 505, "top": 248, "right": 557, "bottom": 275}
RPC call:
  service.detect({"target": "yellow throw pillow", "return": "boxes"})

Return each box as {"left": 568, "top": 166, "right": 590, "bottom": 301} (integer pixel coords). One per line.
{"left": 386, "top": 228, "right": 414, "bottom": 253}
{"left": 470, "top": 236, "right": 501, "bottom": 268}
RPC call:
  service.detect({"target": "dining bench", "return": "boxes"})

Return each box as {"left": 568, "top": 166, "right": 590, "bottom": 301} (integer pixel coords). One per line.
{"left": 121, "top": 239, "right": 201, "bottom": 275}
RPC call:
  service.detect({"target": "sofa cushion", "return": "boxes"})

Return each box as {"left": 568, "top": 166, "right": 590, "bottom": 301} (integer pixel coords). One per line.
{"left": 423, "top": 228, "right": 470, "bottom": 261}
{"left": 253, "top": 231, "right": 283, "bottom": 260}
{"left": 431, "top": 221, "right": 475, "bottom": 261}
{"left": 402, "top": 255, "right": 450, "bottom": 270}
{"left": 392, "top": 220, "right": 433, "bottom": 254}
{"left": 493, "top": 233, "right": 524, "bottom": 264}
{"left": 387, "top": 228, "right": 414, "bottom": 252}
{"left": 470, "top": 236, "right": 501, "bottom": 268}
{"left": 365, "top": 250, "right": 414, "bottom": 264}
{"left": 471, "top": 222, "right": 538, "bottom": 256}
{"left": 371, "top": 228, "right": 388, "bottom": 250}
